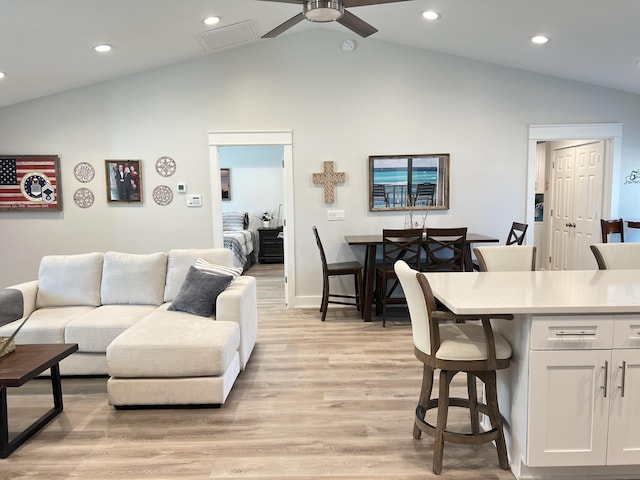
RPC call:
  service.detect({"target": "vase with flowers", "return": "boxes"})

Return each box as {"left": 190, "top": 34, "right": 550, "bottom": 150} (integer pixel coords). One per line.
{"left": 261, "top": 210, "right": 274, "bottom": 228}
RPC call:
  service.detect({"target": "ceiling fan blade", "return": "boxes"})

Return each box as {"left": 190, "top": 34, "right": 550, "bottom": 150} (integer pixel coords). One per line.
{"left": 345, "top": 0, "right": 411, "bottom": 7}
{"left": 262, "top": 12, "right": 305, "bottom": 38}
{"left": 337, "top": 10, "right": 378, "bottom": 37}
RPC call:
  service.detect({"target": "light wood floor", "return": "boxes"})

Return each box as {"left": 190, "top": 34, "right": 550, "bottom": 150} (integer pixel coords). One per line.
{"left": 1, "top": 263, "right": 515, "bottom": 479}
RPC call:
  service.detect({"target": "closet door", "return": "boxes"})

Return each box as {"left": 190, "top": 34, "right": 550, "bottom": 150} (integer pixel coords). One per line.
{"left": 573, "top": 142, "right": 604, "bottom": 270}
{"left": 550, "top": 147, "right": 575, "bottom": 270}
{"left": 549, "top": 141, "right": 604, "bottom": 270}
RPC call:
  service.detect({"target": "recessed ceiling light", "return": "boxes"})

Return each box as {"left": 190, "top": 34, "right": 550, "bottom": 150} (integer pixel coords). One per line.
{"left": 422, "top": 10, "right": 440, "bottom": 20}
{"left": 93, "top": 44, "right": 112, "bottom": 53}
{"left": 203, "top": 16, "right": 220, "bottom": 26}
{"left": 0, "top": 72, "right": 5, "bottom": 79}
{"left": 531, "top": 35, "right": 549, "bottom": 45}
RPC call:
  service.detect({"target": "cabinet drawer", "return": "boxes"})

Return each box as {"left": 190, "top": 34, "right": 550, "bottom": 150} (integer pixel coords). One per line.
{"left": 613, "top": 315, "right": 640, "bottom": 349}
{"left": 530, "top": 315, "right": 614, "bottom": 350}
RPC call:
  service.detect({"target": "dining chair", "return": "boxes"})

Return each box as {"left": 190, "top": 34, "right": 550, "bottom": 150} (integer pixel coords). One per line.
{"left": 312, "top": 226, "right": 363, "bottom": 322}
{"left": 590, "top": 243, "right": 640, "bottom": 270}
{"left": 375, "top": 228, "right": 423, "bottom": 327}
{"left": 394, "top": 260, "right": 513, "bottom": 475}
{"left": 422, "top": 227, "right": 467, "bottom": 272}
{"left": 506, "top": 221, "right": 528, "bottom": 245}
{"left": 600, "top": 218, "right": 625, "bottom": 243}
{"left": 474, "top": 245, "right": 537, "bottom": 272}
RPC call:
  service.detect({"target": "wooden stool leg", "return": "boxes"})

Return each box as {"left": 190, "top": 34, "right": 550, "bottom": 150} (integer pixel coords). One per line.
{"left": 433, "top": 369, "right": 452, "bottom": 475}
{"left": 414, "top": 364, "right": 434, "bottom": 439}
{"left": 467, "top": 373, "right": 480, "bottom": 434}
{"left": 483, "top": 371, "right": 510, "bottom": 470}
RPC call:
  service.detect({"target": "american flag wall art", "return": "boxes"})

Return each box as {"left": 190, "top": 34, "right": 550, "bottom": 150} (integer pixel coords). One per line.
{"left": 0, "top": 155, "right": 62, "bottom": 211}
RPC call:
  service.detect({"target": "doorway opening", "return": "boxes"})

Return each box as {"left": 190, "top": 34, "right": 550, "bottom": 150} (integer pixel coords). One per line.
{"left": 527, "top": 124, "right": 623, "bottom": 271}
{"left": 208, "top": 131, "right": 294, "bottom": 306}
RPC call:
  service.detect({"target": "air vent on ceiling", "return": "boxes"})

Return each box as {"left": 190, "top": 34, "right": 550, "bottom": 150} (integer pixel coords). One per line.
{"left": 196, "top": 20, "right": 257, "bottom": 53}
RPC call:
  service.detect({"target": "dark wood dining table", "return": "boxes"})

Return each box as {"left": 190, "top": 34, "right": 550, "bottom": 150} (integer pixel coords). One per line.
{"left": 345, "top": 233, "right": 500, "bottom": 322}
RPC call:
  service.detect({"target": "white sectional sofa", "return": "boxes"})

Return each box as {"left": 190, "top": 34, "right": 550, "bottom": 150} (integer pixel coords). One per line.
{"left": 0, "top": 248, "right": 257, "bottom": 407}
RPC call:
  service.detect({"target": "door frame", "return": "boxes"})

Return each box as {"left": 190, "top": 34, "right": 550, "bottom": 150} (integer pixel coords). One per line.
{"left": 527, "top": 124, "right": 623, "bottom": 269}
{"left": 208, "top": 130, "right": 294, "bottom": 306}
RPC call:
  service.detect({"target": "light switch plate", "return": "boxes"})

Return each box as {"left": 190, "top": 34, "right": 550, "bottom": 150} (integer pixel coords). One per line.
{"left": 327, "top": 209, "right": 345, "bottom": 221}
{"left": 177, "top": 182, "right": 187, "bottom": 193}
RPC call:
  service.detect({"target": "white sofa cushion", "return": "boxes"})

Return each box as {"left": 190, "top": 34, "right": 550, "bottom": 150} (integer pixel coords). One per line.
{"left": 65, "top": 305, "right": 157, "bottom": 352}
{"left": 164, "top": 249, "right": 234, "bottom": 302}
{"left": 0, "top": 306, "right": 95, "bottom": 344}
{"left": 37, "top": 252, "right": 104, "bottom": 307}
{"left": 107, "top": 309, "right": 240, "bottom": 378}
{"left": 101, "top": 251, "right": 167, "bottom": 305}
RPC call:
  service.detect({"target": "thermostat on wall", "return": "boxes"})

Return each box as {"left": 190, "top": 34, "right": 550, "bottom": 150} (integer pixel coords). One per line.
{"left": 187, "top": 194, "right": 201, "bottom": 207}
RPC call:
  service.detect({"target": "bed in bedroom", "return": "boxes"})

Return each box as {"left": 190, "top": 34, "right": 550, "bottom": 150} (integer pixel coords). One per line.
{"left": 222, "top": 211, "right": 257, "bottom": 271}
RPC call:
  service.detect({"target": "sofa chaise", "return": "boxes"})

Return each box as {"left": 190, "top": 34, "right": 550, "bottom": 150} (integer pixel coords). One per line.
{"left": 0, "top": 248, "right": 257, "bottom": 407}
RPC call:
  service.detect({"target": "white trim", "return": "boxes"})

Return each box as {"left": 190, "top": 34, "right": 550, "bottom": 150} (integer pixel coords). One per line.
{"left": 208, "top": 131, "right": 294, "bottom": 306}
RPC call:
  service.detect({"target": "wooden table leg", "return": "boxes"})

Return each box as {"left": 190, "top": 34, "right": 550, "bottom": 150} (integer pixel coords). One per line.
{"left": 362, "top": 245, "right": 377, "bottom": 322}
{"left": 0, "top": 363, "right": 65, "bottom": 458}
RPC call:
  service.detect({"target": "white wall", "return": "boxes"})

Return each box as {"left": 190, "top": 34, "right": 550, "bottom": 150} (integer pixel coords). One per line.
{"left": 219, "top": 145, "right": 283, "bottom": 224}
{"left": 1, "top": 29, "right": 640, "bottom": 300}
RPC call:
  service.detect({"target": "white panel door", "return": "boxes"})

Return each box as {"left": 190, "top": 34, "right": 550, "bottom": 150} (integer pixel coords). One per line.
{"left": 550, "top": 148, "right": 575, "bottom": 270}
{"left": 549, "top": 141, "right": 604, "bottom": 270}
{"left": 607, "top": 349, "right": 640, "bottom": 465}
{"left": 528, "top": 349, "right": 610, "bottom": 467}
{"left": 573, "top": 142, "right": 604, "bottom": 270}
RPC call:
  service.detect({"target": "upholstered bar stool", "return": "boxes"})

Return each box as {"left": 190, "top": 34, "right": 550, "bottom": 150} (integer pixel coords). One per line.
{"left": 590, "top": 242, "right": 640, "bottom": 270}
{"left": 474, "top": 245, "right": 537, "bottom": 272}
{"left": 395, "top": 260, "right": 513, "bottom": 475}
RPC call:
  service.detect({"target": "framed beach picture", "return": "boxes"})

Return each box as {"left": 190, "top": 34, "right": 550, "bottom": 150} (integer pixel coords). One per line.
{"left": 368, "top": 154, "right": 450, "bottom": 211}
{"left": 0, "top": 155, "right": 62, "bottom": 211}
{"left": 105, "top": 160, "right": 142, "bottom": 204}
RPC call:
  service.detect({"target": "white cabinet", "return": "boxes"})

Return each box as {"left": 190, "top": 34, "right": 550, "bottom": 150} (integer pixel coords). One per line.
{"left": 527, "top": 315, "right": 640, "bottom": 467}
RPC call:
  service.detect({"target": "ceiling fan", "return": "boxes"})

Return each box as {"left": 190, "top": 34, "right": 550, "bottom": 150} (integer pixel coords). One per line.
{"left": 260, "top": 0, "right": 412, "bottom": 39}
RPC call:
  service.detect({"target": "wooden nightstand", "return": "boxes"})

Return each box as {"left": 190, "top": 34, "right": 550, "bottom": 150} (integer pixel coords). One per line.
{"left": 258, "top": 227, "right": 284, "bottom": 264}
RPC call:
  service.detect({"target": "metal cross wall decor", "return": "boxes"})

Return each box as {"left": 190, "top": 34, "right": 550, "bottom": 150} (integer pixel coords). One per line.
{"left": 312, "top": 161, "right": 345, "bottom": 204}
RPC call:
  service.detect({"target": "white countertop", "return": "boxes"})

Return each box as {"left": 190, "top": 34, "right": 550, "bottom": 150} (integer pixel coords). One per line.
{"left": 424, "top": 269, "right": 640, "bottom": 315}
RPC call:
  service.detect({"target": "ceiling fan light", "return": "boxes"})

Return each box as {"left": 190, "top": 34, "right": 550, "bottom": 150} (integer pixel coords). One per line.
{"left": 304, "top": 1, "right": 344, "bottom": 23}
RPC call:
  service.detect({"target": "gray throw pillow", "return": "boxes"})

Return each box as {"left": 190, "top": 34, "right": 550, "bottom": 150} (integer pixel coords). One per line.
{"left": 0, "top": 288, "right": 23, "bottom": 327}
{"left": 168, "top": 266, "right": 232, "bottom": 317}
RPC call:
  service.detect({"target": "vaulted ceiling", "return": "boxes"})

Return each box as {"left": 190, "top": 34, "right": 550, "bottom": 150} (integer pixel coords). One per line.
{"left": 0, "top": 0, "right": 638, "bottom": 108}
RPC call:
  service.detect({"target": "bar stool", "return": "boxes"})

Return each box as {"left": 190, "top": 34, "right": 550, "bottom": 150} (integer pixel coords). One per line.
{"left": 313, "top": 226, "right": 363, "bottom": 321}
{"left": 395, "top": 260, "right": 513, "bottom": 475}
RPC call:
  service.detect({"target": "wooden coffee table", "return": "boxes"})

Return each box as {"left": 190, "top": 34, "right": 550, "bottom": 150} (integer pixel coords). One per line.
{"left": 0, "top": 343, "right": 78, "bottom": 458}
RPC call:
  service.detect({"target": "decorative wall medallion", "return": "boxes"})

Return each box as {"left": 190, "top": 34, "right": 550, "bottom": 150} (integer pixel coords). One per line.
{"left": 74, "top": 162, "right": 95, "bottom": 183}
{"left": 152, "top": 185, "right": 173, "bottom": 206}
{"left": 73, "top": 188, "right": 94, "bottom": 208}
{"left": 155, "top": 156, "right": 176, "bottom": 177}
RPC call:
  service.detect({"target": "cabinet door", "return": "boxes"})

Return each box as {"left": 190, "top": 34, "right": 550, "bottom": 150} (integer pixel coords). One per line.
{"left": 528, "top": 350, "right": 610, "bottom": 467}
{"left": 607, "top": 349, "right": 640, "bottom": 465}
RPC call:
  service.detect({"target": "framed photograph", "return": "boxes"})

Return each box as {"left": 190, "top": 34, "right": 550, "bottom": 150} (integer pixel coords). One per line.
{"left": 368, "top": 154, "right": 450, "bottom": 211}
{"left": 0, "top": 155, "right": 62, "bottom": 211}
{"left": 221, "top": 168, "right": 231, "bottom": 201}
{"left": 105, "top": 160, "right": 142, "bottom": 204}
